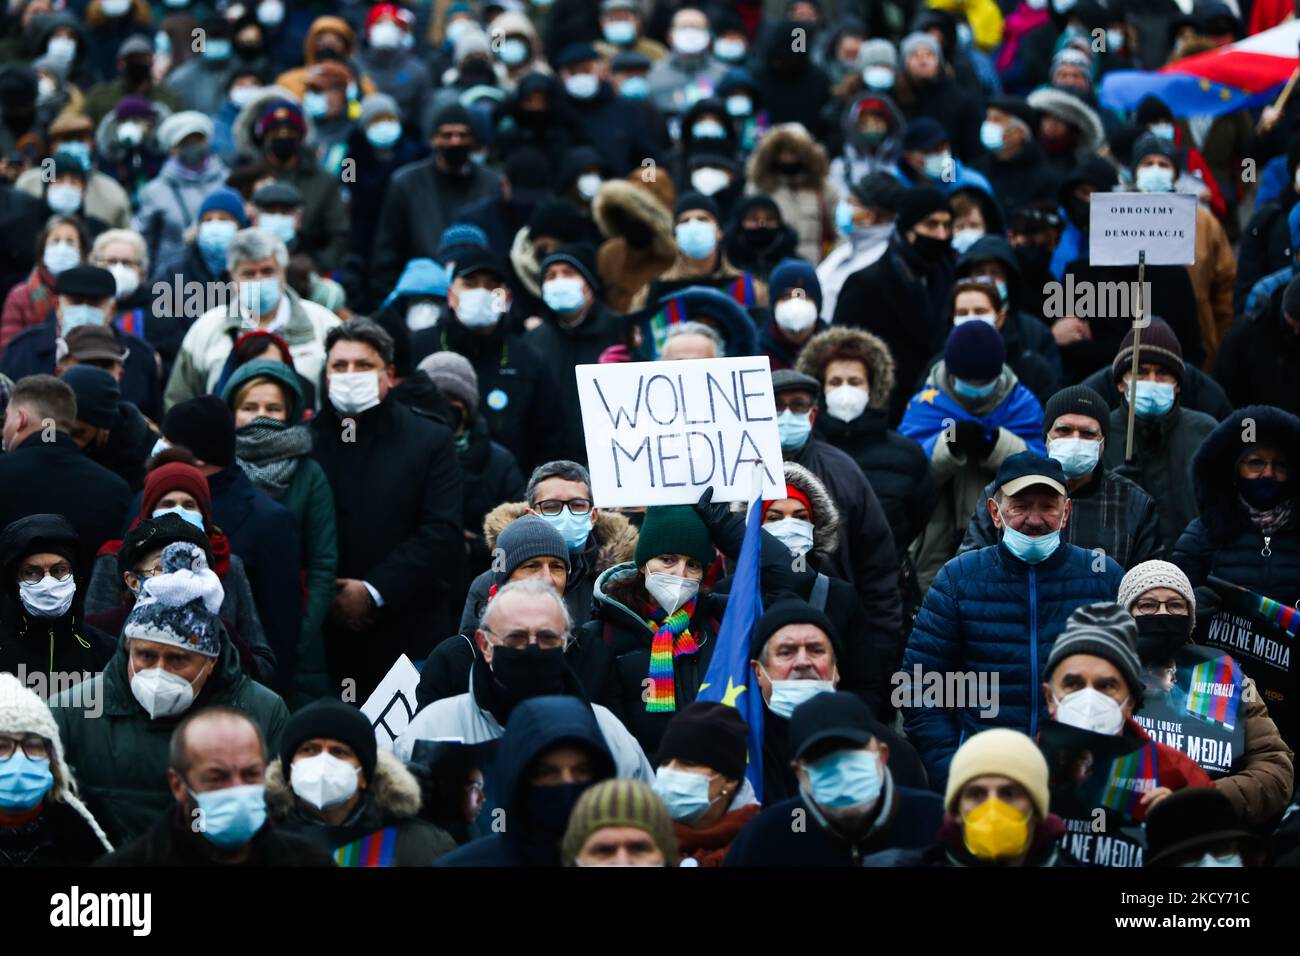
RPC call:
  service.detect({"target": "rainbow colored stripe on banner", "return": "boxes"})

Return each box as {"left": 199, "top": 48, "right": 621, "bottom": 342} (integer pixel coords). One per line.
{"left": 333, "top": 827, "right": 398, "bottom": 867}
{"left": 1255, "top": 594, "right": 1300, "bottom": 638}
{"left": 1100, "top": 741, "right": 1158, "bottom": 819}
{"left": 1186, "top": 656, "right": 1242, "bottom": 731}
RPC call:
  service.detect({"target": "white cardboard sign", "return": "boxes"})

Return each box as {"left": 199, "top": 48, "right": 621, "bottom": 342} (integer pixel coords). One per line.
{"left": 1088, "top": 191, "right": 1198, "bottom": 266}
{"left": 576, "top": 357, "right": 785, "bottom": 508}
{"left": 360, "top": 654, "right": 421, "bottom": 751}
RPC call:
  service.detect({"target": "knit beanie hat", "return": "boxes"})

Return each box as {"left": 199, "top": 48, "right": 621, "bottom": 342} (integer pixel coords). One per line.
{"left": 122, "top": 542, "right": 225, "bottom": 657}
{"left": 1042, "top": 384, "right": 1110, "bottom": 441}
{"left": 494, "top": 514, "right": 569, "bottom": 585}
{"left": 418, "top": 351, "right": 479, "bottom": 415}
{"left": 0, "top": 673, "right": 112, "bottom": 852}
{"left": 1110, "top": 317, "right": 1185, "bottom": 387}
{"left": 141, "top": 462, "right": 212, "bottom": 529}
{"left": 654, "top": 701, "right": 749, "bottom": 780}
{"left": 944, "top": 319, "right": 1005, "bottom": 381}
{"left": 896, "top": 185, "right": 949, "bottom": 234}
{"left": 198, "top": 187, "right": 249, "bottom": 228}
{"left": 157, "top": 111, "right": 214, "bottom": 152}
{"left": 1130, "top": 131, "right": 1182, "bottom": 176}
{"left": 560, "top": 779, "right": 678, "bottom": 866}
{"left": 437, "top": 223, "right": 489, "bottom": 263}
{"left": 674, "top": 190, "right": 721, "bottom": 222}
{"left": 944, "top": 728, "right": 1050, "bottom": 819}
{"left": 634, "top": 505, "right": 712, "bottom": 568}
{"left": 1044, "top": 602, "right": 1144, "bottom": 704}
{"left": 858, "top": 38, "right": 897, "bottom": 69}
{"left": 1117, "top": 560, "right": 1195, "bottom": 619}
{"left": 750, "top": 598, "right": 841, "bottom": 661}
{"left": 900, "top": 31, "right": 942, "bottom": 66}
{"left": 162, "top": 395, "right": 237, "bottom": 468}
{"left": 61, "top": 365, "right": 119, "bottom": 429}
{"left": 769, "top": 257, "right": 822, "bottom": 310}
{"left": 279, "top": 697, "right": 378, "bottom": 782}
{"left": 540, "top": 242, "right": 601, "bottom": 293}
{"left": 360, "top": 92, "right": 400, "bottom": 126}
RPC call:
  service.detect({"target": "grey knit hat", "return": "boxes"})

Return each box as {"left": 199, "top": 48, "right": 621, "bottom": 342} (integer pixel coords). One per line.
{"left": 360, "top": 92, "right": 400, "bottom": 127}
{"left": 122, "top": 542, "right": 224, "bottom": 658}
{"left": 418, "top": 351, "right": 479, "bottom": 415}
{"left": 1117, "top": 560, "right": 1196, "bottom": 619}
{"left": 900, "top": 32, "right": 942, "bottom": 66}
{"left": 857, "top": 38, "right": 897, "bottom": 70}
{"left": 494, "top": 514, "right": 569, "bottom": 585}
{"left": 1045, "top": 602, "right": 1144, "bottom": 704}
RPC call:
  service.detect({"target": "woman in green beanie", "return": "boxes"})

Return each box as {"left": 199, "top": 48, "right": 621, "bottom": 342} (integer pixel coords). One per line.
{"left": 221, "top": 358, "right": 339, "bottom": 709}
{"left": 579, "top": 503, "right": 726, "bottom": 755}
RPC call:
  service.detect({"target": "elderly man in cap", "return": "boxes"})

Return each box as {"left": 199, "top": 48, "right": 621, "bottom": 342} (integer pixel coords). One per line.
{"left": 0, "top": 264, "right": 160, "bottom": 418}
{"left": 725, "top": 691, "right": 943, "bottom": 866}
{"left": 562, "top": 779, "right": 678, "bottom": 866}
{"left": 596, "top": 0, "right": 668, "bottom": 62}
{"left": 866, "top": 729, "right": 1078, "bottom": 867}
{"left": 646, "top": 6, "right": 727, "bottom": 120}
{"left": 59, "top": 364, "right": 157, "bottom": 490}
{"left": 1144, "top": 789, "right": 1262, "bottom": 867}
{"left": 817, "top": 173, "right": 902, "bottom": 322}
{"left": 133, "top": 111, "right": 227, "bottom": 272}
{"left": 250, "top": 182, "right": 306, "bottom": 255}
{"left": 771, "top": 368, "right": 901, "bottom": 651}
{"left": 409, "top": 247, "right": 569, "bottom": 473}
{"left": 903, "top": 451, "right": 1125, "bottom": 788}
{"left": 370, "top": 102, "right": 500, "bottom": 299}
{"left": 15, "top": 113, "right": 131, "bottom": 228}
{"left": 960, "top": 384, "right": 1163, "bottom": 570}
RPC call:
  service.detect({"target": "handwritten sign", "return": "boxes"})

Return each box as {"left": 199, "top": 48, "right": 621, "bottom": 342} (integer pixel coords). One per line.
{"left": 1088, "top": 191, "right": 1197, "bottom": 265}
{"left": 576, "top": 357, "right": 785, "bottom": 508}
{"left": 361, "top": 655, "right": 421, "bottom": 751}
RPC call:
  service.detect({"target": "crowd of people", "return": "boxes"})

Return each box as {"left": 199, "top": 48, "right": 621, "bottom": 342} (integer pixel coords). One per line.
{"left": 0, "top": 0, "right": 1297, "bottom": 872}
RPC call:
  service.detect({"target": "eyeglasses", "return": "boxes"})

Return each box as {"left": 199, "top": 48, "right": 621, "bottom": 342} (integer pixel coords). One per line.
{"left": 133, "top": 564, "right": 165, "bottom": 578}
{"left": 96, "top": 257, "right": 139, "bottom": 269}
{"left": 18, "top": 563, "right": 72, "bottom": 585}
{"left": 482, "top": 626, "right": 572, "bottom": 651}
{"left": 534, "top": 498, "right": 592, "bottom": 516}
{"left": 1240, "top": 456, "right": 1289, "bottom": 479}
{"left": 0, "top": 735, "right": 50, "bottom": 760}
{"left": 775, "top": 398, "right": 814, "bottom": 414}
{"left": 1133, "top": 597, "right": 1189, "bottom": 615}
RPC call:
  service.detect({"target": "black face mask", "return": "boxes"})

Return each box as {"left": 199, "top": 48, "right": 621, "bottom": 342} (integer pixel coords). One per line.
{"left": 123, "top": 60, "right": 151, "bottom": 85}
{"left": 1134, "top": 614, "right": 1190, "bottom": 664}
{"left": 490, "top": 645, "right": 568, "bottom": 704}
{"left": 1015, "top": 243, "right": 1052, "bottom": 274}
{"left": 1064, "top": 196, "right": 1091, "bottom": 232}
{"left": 460, "top": 61, "right": 497, "bottom": 87}
{"left": 235, "top": 43, "right": 264, "bottom": 62}
{"left": 743, "top": 225, "right": 778, "bottom": 249}
{"left": 267, "top": 136, "right": 299, "bottom": 162}
{"left": 1238, "top": 475, "right": 1290, "bottom": 509}
{"left": 315, "top": 47, "right": 345, "bottom": 62}
{"left": 911, "top": 233, "right": 951, "bottom": 261}
{"left": 439, "top": 144, "right": 471, "bottom": 169}
{"left": 774, "top": 160, "right": 803, "bottom": 177}
{"left": 523, "top": 781, "right": 591, "bottom": 840}
{"left": 518, "top": 109, "right": 548, "bottom": 126}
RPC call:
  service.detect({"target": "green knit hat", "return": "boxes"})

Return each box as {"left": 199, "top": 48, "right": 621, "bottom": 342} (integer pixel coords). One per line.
{"left": 560, "top": 779, "right": 678, "bottom": 866}
{"left": 633, "top": 505, "right": 713, "bottom": 568}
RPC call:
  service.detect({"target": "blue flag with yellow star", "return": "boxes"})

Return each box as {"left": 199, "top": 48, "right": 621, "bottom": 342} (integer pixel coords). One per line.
{"left": 697, "top": 493, "right": 765, "bottom": 801}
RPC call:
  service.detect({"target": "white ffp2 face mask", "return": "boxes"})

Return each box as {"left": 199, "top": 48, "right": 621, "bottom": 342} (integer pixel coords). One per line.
{"left": 774, "top": 297, "right": 818, "bottom": 334}
{"left": 824, "top": 385, "right": 869, "bottom": 422}
{"left": 644, "top": 572, "right": 700, "bottom": 615}
{"left": 291, "top": 752, "right": 361, "bottom": 810}
{"left": 1053, "top": 687, "right": 1127, "bottom": 735}
{"left": 130, "top": 661, "right": 205, "bottom": 719}
{"left": 329, "top": 371, "right": 381, "bottom": 415}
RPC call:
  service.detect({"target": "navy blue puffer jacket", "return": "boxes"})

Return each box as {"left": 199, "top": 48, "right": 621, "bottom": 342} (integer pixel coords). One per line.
{"left": 902, "top": 541, "right": 1124, "bottom": 788}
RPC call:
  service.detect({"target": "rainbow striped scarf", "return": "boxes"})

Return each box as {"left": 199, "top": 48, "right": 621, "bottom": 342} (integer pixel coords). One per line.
{"left": 644, "top": 599, "right": 699, "bottom": 713}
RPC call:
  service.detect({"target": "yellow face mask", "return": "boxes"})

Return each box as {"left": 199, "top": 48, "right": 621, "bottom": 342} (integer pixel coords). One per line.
{"left": 962, "top": 797, "right": 1031, "bottom": 861}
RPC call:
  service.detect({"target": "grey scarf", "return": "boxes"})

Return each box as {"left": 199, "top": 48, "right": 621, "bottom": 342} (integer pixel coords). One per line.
{"left": 235, "top": 417, "right": 313, "bottom": 499}
{"left": 1242, "top": 496, "right": 1295, "bottom": 536}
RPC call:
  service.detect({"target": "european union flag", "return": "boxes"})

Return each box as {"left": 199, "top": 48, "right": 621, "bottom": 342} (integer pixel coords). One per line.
{"left": 697, "top": 492, "right": 765, "bottom": 800}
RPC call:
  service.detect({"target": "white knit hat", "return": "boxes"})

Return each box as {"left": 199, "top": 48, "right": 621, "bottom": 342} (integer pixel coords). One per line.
{"left": 0, "top": 673, "right": 113, "bottom": 852}
{"left": 1117, "top": 560, "right": 1196, "bottom": 619}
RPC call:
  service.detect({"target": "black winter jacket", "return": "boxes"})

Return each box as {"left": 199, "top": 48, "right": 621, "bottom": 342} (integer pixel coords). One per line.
{"left": 1214, "top": 289, "right": 1300, "bottom": 416}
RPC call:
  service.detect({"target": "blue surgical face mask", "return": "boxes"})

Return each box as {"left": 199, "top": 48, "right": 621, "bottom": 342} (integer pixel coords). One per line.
{"left": 57, "top": 141, "right": 93, "bottom": 171}
{"left": 923, "top": 151, "right": 951, "bottom": 181}
{"left": 1048, "top": 436, "right": 1102, "bottom": 479}
{"left": 1149, "top": 122, "right": 1174, "bottom": 141}
{"left": 203, "top": 38, "right": 233, "bottom": 62}
{"left": 366, "top": 119, "right": 402, "bottom": 148}
{"left": 692, "top": 119, "right": 727, "bottom": 140}
{"left": 620, "top": 76, "right": 650, "bottom": 100}
{"left": 197, "top": 219, "right": 237, "bottom": 273}
{"left": 725, "top": 94, "right": 751, "bottom": 117}
{"left": 834, "top": 198, "right": 856, "bottom": 236}
{"left": 258, "top": 212, "right": 297, "bottom": 246}
{"left": 542, "top": 507, "right": 592, "bottom": 552}
{"left": 777, "top": 409, "right": 812, "bottom": 451}
{"left": 542, "top": 276, "right": 586, "bottom": 314}
{"left": 0, "top": 752, "right": 54, "bottom": 809}
{"left": 652, "top": 766, "right": 719, "bottom": 822}
{"left": 191, "top": 783, "right": 267, "bottom": 849}
{"left": 499, "top": 38, "right": 530, "bottom": 65}
{"left": 240, "top": 276, "right": 283, "bottom": 315}
{"left": 952, "top": 376, "right": 998, "bottom": 400}
{"left": 979, "top": 120, "right": 1004, "bottom": 152}
{"left": 302, "top": 90, "right": 330, "bottom": 119}
{"left": 1135, "top": 165, "right": 1174, "bottom": 193}
{"left": 154, "top": 505, "right": 205, "bottom": 531}
{"left": 863, "top": 66, "right": 894, "bottom": 90}
{"left": 1131, "top": 379, "right": 1176, "bottom": 418}
{"left": 804, "top": 749, "right": 883, "bottom": 810}
{"left": 60, "top": 303, "right": 105, "bottom": 332}
{"left": 997, "top": 502, "right": 1061, "bottom": 563}
{"left": 675, "top": 219, "right": 717, "bottom": 259}
{"left": 602, "top": 20, "right": 637, "bottom": 46}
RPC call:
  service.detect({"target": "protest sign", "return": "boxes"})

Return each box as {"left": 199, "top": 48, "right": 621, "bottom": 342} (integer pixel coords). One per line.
{"left": 361, "top": 654, "right": 421, "bottom": 750}
{"left": 1132, "top": 645, "right": 1245, "bottom": 778}
{"left": 1088, "top": 191, "right": 1198, "bottom": 265}
{"left": 576, "top": 356, "right": 785, "bottom": 508}
{"left": 1200, "top": 609, "right": 1293, "bottom": 740}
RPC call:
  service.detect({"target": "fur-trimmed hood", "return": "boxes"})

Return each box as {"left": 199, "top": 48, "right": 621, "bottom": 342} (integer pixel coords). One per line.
{"left": 794, "top": 326, "right": 896, "bottom": 411}
{"left": 1026, "top": 86, "right": 1104, "bottom": 159}
{"left": 233, "top": 85, "right": 319, "bottom": 157}
{"left": 747, "top": 123, "right": 831, "bottom": 193}
{"left": 1191, "top": 405, "right": 1300, "bottom": 544}
{"left": 265, "top": 749, "right": 422, "bottom": 821}
{"left": 483, "top": 501, "right": 638, "bottom": 576}
{"left": 782, "top": 461, "right": 841, "bottom": 555}
{"left": 509, "top": 226, "right": 543, "bottom": 297}
{"left": 593, "top": 179, "right": 678, "bottom": 263}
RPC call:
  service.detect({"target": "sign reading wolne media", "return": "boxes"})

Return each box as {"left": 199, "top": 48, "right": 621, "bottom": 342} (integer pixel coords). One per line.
{"left": 577, "top": 357, "right": 785, "bottom": 507}
{"left": 1088, "top": 191, "right": 1198, "bottom": 266}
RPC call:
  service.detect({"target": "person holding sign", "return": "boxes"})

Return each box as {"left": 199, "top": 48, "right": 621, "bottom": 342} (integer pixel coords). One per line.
{"left": 1118, "top": 561, "right": 1293, "bottom": 827}
{"left": 1173, "top": 405, "right": 1300, "bottom": 759}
